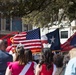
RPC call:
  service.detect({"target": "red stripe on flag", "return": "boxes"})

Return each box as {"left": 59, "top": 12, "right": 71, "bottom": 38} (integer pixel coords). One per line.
{"left": 13, "top": 31, "right": 42, "bottom": 52}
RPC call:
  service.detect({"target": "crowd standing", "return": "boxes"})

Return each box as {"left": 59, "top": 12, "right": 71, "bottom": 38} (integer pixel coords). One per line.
{"left": 0, "top": 39, "right": 76, "bottom": 75}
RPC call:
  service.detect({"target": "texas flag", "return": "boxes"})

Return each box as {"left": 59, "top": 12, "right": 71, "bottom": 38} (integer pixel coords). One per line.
{"left": 41, "top": 28, "right": 61, "bottom": 50}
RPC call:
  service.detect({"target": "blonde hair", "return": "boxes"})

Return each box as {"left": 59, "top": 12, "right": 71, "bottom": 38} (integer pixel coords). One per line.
{"left": 69, "top": 48, "right": 76, "bottom": 59}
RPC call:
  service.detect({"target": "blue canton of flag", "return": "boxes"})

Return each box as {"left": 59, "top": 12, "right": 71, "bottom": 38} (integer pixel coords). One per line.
{"left": 46, "top": 28, "right": 61, "bottom": 50}
{"left": 26, "top": 28, "right": 41, "bottom": 40}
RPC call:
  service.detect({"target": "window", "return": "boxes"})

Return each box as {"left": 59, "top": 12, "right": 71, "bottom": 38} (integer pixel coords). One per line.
{"left": 61, "top": 31, "right": 68, "bottom": 38}
{"left": 6, "top": 17, "right": 10, "bottom": 31}
{"left": 12, "top": 17, "right": 22, "bottom": 31}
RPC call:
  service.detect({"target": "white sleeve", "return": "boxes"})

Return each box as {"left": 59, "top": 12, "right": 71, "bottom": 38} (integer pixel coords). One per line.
{"left": 64, "top": 59, "right": 76, "bottom": 75}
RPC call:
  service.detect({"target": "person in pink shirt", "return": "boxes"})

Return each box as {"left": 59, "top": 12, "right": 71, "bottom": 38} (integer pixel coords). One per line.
{"left": 5, "top": 46, "right": 37, "bottom": 75}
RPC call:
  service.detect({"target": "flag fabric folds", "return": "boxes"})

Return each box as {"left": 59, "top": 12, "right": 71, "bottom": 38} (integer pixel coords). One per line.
{"left": 46, "top": 28, "right": 61, "bottom": 50}
{"left": 41, "top": 35, "right": 48, "bottom": 44}
{"left": 13, "top": 28, "right": 42, "bottom": 53}
{"left": 61, "top": 32, "right": 76, "bottom": 51}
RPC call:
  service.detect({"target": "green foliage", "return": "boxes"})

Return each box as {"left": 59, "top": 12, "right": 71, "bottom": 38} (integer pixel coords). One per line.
{"left": 23, "top": 0, "right": 76, "bottom": 27}
{"left": 0, "top": 0, "right": 51, "bottom": 17}
{"left": 0, "top": 0, "right": 76, "bottom": 27}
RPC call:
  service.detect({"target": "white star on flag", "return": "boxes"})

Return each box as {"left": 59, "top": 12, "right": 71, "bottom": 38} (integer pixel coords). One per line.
{"left": 50, "top": 36, "right": 55, "bottom": 43}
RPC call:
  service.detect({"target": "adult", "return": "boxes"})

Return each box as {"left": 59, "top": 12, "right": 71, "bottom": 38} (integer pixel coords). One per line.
{"left": 53, "top": 53, "right": 64, "bottom": 75}
{"left": 35, "top": 48, "right": 53, "bottom": 75}
{"left": 0, "top": 40, "right": 13, "bottom": 75}
{"left": 5, "top": 47, "right": 37, "bottom": 75}
{"left": 64, "top": 48, "right": 76, "bottom": 75}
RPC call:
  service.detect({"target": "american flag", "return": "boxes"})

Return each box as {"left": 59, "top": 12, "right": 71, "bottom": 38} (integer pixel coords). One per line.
{"left": 13, "top": 28, "right": 42, "bottom": 53}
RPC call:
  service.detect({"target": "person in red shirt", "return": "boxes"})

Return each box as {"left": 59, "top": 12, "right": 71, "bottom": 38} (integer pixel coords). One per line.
{"left": 35, "top": 48, "right": 53, "bottom": 75}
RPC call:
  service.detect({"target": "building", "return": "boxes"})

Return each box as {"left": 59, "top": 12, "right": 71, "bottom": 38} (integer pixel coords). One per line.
{"left": 40, "top": 20, "right": 76, "bottom": 44}
{"left": 0, "top": 13, "right": 32, "bottom": 39}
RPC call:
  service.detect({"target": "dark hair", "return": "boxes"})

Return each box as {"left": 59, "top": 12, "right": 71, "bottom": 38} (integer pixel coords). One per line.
{"left": 63, "top": 54, "right": 70, "bottom": 64}
{"left": 0, "top": 39, "right": 7, "bottom": 50}
{"left": 39, "top": 48, "right": 53, "bottom": 70}
{"left": 16, "top": 47, "right": 25, "bottom": 65}
{"left": 24, "top": 49, "right": 32, "bottom": 64}
{"left": 3, "top": 39, "right": 8, "bottom": 48}
{"left": 53, "top": 53, "right": 64, "bottom": 68}
{"left": 16, "top": 47, "right": 33, "bottom": 65}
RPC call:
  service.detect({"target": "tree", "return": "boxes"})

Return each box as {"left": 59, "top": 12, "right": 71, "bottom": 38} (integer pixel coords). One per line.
{"left": 23, "top": 0, "right": 76, "bottom": 27}
{"left": 0, "top": 0, "right": 52, "bottom": 17}
{"left": 0, "top": 0, "right": 76, "bottom": 27}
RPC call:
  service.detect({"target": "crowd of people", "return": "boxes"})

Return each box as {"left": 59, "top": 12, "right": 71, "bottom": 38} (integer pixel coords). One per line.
{"left": 0, "top": 39, "right": 76, "bottom": 75}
